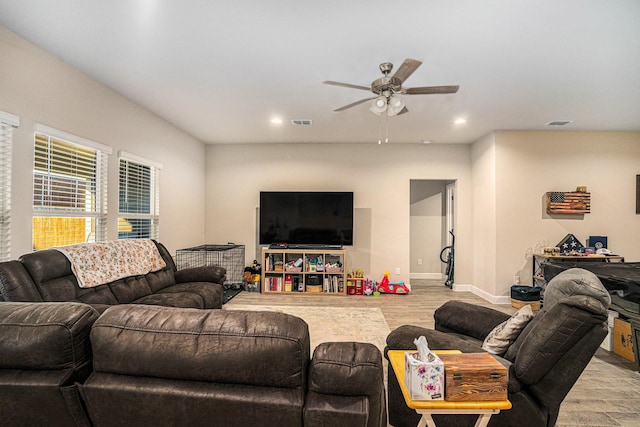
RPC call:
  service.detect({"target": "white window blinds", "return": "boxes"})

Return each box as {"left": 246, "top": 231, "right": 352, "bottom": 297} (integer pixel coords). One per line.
{"left": 33, "top": 126, "right": 111, "bottom": 250}
{"left": 0, "top": 111, "right": 19, "bottom": 261}
{"left": 118, "top": 152, "right": 161, "bottom": 240}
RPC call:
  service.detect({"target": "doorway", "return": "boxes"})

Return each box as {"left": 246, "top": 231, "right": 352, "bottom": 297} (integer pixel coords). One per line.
{"left": 409, "top": 180, "right": 456, "bottom": 280}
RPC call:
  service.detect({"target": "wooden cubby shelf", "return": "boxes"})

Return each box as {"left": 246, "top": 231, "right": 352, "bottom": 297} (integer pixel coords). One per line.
{"left": 262, "top": 248, "right": 346, "bottom": 295}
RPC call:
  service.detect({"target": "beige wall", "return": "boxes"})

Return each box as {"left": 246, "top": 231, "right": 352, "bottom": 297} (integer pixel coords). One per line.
{"left": 4, "top": 26, "right": 639, "bottom": 301}
{"left": 0, "top": 27, "right": 207, "bottom": 256}
{"left": 205, "top": 142, "right": 473, "bottom": 285}
{"left": 493, "top": 131, "right": 640, "bottom": 296}
{"left": 471, "top": 133, "right": 499, "bottom": 298}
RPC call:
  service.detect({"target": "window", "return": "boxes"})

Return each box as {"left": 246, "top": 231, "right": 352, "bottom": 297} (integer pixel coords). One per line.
{"left": 118, "top": 152, "right": 161, "bottom": 240}
{"left": 0, "top": 111, "right": 19, "bottom": 261}
{"left": 32, "top": 125, "right": 111, "bottom": 250}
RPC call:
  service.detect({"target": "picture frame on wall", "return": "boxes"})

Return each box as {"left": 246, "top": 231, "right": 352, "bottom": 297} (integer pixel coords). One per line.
{"left": 637, "top": 175, "right": 640, "bottom": 214}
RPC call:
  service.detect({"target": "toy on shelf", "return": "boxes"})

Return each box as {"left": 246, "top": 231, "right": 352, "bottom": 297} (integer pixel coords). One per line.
{"left": 376, "top": 271, "right": 410, "bottom": 294}
{"left": 347, "top": 268, "right": 365, "bottom": 278}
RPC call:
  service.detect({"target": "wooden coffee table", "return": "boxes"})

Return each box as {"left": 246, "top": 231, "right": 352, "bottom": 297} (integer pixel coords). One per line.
{"left": 387, "top": 350, "right": 512, "bottom": 427}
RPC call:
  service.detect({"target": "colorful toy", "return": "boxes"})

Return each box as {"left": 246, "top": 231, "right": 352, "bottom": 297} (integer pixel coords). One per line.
{"left": 376, "top": 271, "right": 410, "bottom": 294}
{"left": 363, "top": 279, "right": 374, "bottom": 296}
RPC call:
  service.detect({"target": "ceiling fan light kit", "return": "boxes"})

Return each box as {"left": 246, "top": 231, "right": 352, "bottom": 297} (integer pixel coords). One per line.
{"left": 324, "top": 58, "right": 459, "bottom": 117}
{"left": 387, "top": 96, "right": 406, "bottom": 116}
{"left": 370, "top": 96, "right": 388, "bottom": 115}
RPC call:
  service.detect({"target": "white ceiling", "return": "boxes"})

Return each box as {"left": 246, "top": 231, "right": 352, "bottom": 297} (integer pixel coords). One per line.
{"left": 1, "top": 0, "right": 639, "bottom": 144}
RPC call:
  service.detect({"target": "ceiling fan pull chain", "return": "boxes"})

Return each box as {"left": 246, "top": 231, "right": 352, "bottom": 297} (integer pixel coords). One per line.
{"left": 385, "top": 114, "right": 389, "bottom": 143}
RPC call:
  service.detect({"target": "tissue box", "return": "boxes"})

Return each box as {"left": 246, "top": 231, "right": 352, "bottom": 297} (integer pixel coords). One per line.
{"left": 404, "top": 351, "right": 444, "bottom": 400}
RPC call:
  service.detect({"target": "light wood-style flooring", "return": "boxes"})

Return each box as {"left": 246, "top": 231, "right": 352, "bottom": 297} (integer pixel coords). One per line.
{"left": 228, "top": 279, "right": 640, "bottom": 426}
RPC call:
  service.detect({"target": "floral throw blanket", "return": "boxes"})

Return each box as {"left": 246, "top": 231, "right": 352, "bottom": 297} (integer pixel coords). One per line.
{"left": 56, "top": 239, "right": 167, "bottom": 289}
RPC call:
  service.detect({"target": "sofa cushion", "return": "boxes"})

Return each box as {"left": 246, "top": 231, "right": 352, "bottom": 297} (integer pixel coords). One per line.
{"left": 19, "top": 249, "right": 121, "bottom": 305}
{"left": 108, "top": 276, "right": 154, "bottom": 303}
{"left": 145, "top": 268, "right": 177, "bottom": 292}
{"left": 0, "top": 261, "right": 44, "bottom": 302}
{"left": 133, "top": 291, "right": 205, "bottom": 308}
{"left": 482, "top": 304, "right": 534, "bottom": 356}
{"left": 91, "top": 305, "right": 310, "bottom": 388}
{"left": 0, "top": 302, "right": 98, "bottom": 370}
{"left": 157, "top": 282, "right": 222, "bottom": 308}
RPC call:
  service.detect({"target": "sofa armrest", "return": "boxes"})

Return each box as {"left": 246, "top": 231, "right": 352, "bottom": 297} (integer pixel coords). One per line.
{"left": 434, "top": 300, "right": 511, "bottom": 341}
{"left": 0, "top": 302, "right": 98, "bottom": 370}
{"left": 308, "top": 342, "right": 387, "bottom": 427}
{"left": 174, "top": 266, "right": 226, "bottom": 285}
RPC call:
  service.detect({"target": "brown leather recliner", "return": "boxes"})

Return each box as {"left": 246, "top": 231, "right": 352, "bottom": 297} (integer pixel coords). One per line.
{"left": 385, "top": 268, "right": 610, "bottom": 427}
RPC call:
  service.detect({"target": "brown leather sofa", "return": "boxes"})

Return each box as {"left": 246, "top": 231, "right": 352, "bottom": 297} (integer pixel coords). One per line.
{"left": 0, "top": 302, "right": 387, "bottom": 427}
{"left": 384, "top": 268, "right": 610, "bottom": 427}
{"left": 0, "top": 302, "right": 99, "bottom": 427}
{"left": 0, "top": 240, "right": 225, "bottom": 312}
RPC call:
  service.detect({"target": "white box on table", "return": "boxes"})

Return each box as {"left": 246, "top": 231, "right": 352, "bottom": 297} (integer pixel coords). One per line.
{"left": 404, "top": 351, "right": 444, "bottom": 400}
{"left": 601, "top": 310, "right": 619, "bottom": 351}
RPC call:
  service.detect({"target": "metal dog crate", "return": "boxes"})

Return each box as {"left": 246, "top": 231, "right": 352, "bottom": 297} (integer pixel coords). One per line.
{"left": 175, "top": 244, "right": 244, "bottom": 287}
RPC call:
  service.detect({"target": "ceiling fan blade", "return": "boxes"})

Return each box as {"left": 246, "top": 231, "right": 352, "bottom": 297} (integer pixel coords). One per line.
{"left": 323, "top": 81, "right": 371, "bottom": 91}
{"left": 333, "top": 97, "right": 376, "bottom": 112}
{"left": 405, "top": 85, "right": 459, "bottom": 95}
{"left": 392, "top": 58, "right": 422, "bottom": 83}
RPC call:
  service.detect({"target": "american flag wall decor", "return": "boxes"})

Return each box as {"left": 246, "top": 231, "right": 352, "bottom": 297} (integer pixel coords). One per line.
{"left": 546, "top": 191, "right": 591, "bottom": 214}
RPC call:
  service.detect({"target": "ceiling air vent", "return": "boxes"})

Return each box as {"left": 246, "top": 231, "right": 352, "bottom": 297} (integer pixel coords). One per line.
{"left": 291, "top": 119, "right": 313, "bottom": 126}
{"left": 545, "top": 120, "right": 572, "bottom": 126}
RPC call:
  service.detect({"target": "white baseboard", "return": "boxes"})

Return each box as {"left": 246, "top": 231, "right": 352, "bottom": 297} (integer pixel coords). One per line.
{"left": 410, "top": 273, "right": 444, "bottom": 280}
{"left": 452, "top": 283, "right": 511, "bottom": 305}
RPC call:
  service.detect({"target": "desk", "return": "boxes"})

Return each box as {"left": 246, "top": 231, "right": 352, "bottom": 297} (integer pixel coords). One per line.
{"left": 533, "top": 254, "right": 624, "bottom": 287}
{"left": 387, "top": 350, "right": 511, "bottom": 427}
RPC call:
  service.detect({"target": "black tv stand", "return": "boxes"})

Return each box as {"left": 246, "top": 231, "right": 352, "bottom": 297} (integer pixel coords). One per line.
{"left": 269, "top": 243, "right": 289, "bottom": 249}
{"left": 276, "top": 243, "right": 343, "bottom": 251}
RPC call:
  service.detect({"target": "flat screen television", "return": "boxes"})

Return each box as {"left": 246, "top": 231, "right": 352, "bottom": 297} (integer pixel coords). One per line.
{"left": 259, "top": 191, "right": 353, "bottom": 246}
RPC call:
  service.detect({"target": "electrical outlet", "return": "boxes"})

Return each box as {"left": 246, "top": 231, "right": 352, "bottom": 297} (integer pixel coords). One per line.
{"left": 395, "top": 267, "right": 401, "bottom": 275}
{"left": 417, "top": 258, "right": 422, "bottom": 265}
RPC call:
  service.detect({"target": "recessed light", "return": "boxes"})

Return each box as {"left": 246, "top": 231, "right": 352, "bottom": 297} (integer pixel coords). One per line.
{"left": 422, "top": 140, "right": 432, "bottom": 144}
{"left": 454, "top": 118, "right": 466, "bottom": 125}
{"left": 271, "top": 118, "right": 283, "bottom": 125}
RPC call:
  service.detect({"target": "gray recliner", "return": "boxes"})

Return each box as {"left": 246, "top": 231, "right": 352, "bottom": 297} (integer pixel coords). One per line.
{"left": 385, "top": 268, "right": 610, "bottom": 427}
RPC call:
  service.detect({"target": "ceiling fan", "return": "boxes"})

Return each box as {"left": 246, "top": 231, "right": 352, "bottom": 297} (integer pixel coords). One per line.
{"left": 324, "top": 58, "right": 459, "bottom": 116}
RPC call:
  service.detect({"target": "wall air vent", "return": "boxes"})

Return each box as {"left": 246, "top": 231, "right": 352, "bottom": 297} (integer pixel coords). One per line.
{"left": 545, "top": 120, "right": 572, "bottom": 126}
{"left": 291, "top": 119, "right": 313, "bottom": 126}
